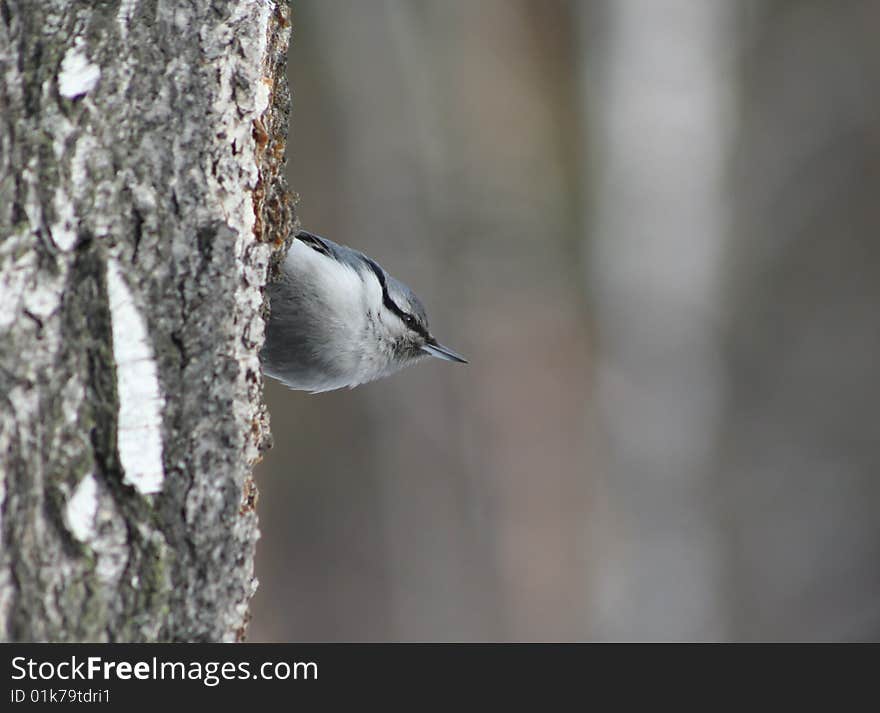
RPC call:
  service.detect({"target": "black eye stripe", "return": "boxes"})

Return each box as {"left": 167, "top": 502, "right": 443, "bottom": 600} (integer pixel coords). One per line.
{"left": 363, "top": 257, "right": 429, "bottom": 338}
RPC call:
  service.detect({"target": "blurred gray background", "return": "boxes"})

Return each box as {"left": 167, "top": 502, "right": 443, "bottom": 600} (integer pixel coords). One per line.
{"left": 249, "top": 0, "right": 880, "bottom": 641}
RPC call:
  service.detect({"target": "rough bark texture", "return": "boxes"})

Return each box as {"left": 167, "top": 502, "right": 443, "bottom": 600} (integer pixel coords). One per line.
{"left": 0, "top": 0, "right": 293, "bottom": 641}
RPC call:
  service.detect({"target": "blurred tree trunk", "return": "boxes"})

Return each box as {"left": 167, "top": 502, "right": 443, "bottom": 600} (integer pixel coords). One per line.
{"left": 0, "top": 0, "right": 292, "bottom": 641}
{"left": 580, "top": 0, "right": 733, "bottom": 639}
{"left": 718, "top": 1, "right": 880, "bottom": 640}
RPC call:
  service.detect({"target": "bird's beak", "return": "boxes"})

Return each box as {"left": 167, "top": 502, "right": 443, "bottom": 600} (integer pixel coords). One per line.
{"left": 421, "top": 340, "right": 468, "bottom": 364}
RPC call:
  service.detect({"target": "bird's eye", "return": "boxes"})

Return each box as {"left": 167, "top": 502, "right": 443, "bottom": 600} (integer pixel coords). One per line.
{"left": 403, "top": 314, "right": 418, "bottom": 329}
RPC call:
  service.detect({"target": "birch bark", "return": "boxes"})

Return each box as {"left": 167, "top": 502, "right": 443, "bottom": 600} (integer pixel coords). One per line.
{"left": 0, "top": 0, "right": 293, "bottom": 642}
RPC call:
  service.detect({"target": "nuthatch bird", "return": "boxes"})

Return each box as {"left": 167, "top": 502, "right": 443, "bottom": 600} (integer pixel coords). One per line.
{"left": 261, "top": 230, "right": 467, "bottom": 393}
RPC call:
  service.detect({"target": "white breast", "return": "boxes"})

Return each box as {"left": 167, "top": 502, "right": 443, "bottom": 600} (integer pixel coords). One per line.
{"left": 282, "top": 240, "right": 396, "bottom": 391}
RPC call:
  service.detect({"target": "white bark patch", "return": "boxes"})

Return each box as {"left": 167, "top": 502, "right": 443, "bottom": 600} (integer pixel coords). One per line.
{"left": 58, "top": 39, "right": 101, "bottom": 99}
{"left": 0, "top": 233, "right": 34, "bottom": 331}
{"left": 117, "top": 0, "right": 138, "bottom": 39}
{"left": 49, "top": 132, "right": 99, "bottom": 252}
{"left": 254, "top": 77, "right": 271, "bottom": 117}
{"left": 106, "top": 258, "right": 165, "bottom": 495}
{"left": 254, "top": 3, "right": 272, "bottom": 115}
{"left": 50, "top": 187, "right": 78, "bottom": 251}
{"left": 64, "top": 474, "right": 99, "bottom": 542}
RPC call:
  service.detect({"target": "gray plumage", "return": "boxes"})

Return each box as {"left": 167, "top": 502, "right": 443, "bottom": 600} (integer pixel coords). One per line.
{"left": 261, "top": 231, "right": 466, "bottom": 393}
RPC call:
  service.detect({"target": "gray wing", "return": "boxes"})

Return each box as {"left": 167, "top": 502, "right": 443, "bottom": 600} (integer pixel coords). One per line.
{"left": 298, "top": 231, "right": 429, "bottom": 327}
{"left": 295, "top": 230, "right": 370, "bottom": 273}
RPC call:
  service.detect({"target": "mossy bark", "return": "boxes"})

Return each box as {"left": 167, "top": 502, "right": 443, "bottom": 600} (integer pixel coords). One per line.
{"left": 0, "top": 0, "right": 293, "bottom": 641}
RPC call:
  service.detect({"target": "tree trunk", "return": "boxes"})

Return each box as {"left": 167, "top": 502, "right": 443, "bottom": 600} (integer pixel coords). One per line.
{"left": 0, "top": 0, "right": 293, "bottom": 642}
{"left": 580, "top": 0, "right": 733, "bottom": 639}
{"left": 717, "top": 1, "right": 880, "bottom": 639}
